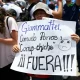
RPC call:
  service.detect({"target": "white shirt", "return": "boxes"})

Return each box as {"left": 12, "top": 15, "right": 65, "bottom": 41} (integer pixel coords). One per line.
{"left": 0, "top": 16, "right": 18, "bottom": 68}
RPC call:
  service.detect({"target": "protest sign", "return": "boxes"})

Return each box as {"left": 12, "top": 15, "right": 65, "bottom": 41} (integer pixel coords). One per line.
{"left": 11, "top": 19, "right": 76, "bottom": 76}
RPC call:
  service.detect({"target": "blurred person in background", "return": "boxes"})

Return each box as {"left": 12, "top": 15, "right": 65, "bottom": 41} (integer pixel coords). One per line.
{"left": 2, "top": 0, "right": 22, "bottom": 21}
{"left": 48, "top": 0, "right": 55, "bottom": 10}
{"left": 7, "top": 9, "right": 17, "bottom": 19}
{"left": 63, "top": 0, "right": 74, "bottom": 11}
{"left": 62, "top": 0, "right": 80, "bottom": 79}
{"left": 63, "top": 0, "right": 74, "bottom": 18}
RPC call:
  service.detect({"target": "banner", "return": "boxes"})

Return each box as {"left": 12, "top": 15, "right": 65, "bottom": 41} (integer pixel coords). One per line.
{"left": 11, "top": 19, "right": 77, "bottom": 76}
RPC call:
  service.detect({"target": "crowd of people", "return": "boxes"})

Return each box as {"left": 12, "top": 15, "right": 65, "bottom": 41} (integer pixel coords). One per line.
{"left": 0, "top": 0, "right": 80, "bottom": 80}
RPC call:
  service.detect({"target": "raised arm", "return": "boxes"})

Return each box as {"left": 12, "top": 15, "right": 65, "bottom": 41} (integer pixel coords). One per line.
{"left": 52, "top": 0, "right": 62, "bottom": 19}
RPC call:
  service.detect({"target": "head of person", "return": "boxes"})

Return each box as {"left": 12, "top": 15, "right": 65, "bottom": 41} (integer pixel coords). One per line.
{"left": 32, "top": 2, "right": 53, "bottom": 20}
{"left": 7, "top": 9, "right": 17, "bottom": 19}
{"left": 65, "top": 0, "right": 72, "bottom": 5}
{"left": 0, "top": 7, "right": 8, "bottom": 34}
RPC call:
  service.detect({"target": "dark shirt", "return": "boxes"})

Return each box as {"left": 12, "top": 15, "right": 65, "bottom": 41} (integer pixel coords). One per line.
{"left": 62, "top": 3, "right": 80, "bottom": 71}
{"left": 63, "top": 3, "right": 80, "bottom": 36}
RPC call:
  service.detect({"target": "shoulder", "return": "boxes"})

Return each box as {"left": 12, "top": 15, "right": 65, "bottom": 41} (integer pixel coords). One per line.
{"left": 6, "top": 16, "right": 17, "bottom": 26}
{"left": 62, "top": 4, "right": 75, "bottom": 20}
{"left": 63, "top": 3, "right": 76, "bottom": 13}
{"left": 5, "top": 16, "right": 18, "bottom": 32}
{"left": 5, "top": 16, "right": 14, "bottom": 22}
{"left": 8, "top": 16, "right": 16, "bottom": 21}
{"left": 5, "top": 16, "right": 17, "bottom": 25}
{"left": 68, "top": 3, "right": 76, "bottom": 10}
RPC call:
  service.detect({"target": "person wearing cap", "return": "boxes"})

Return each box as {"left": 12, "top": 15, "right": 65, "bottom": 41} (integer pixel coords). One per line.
{"left": 29, "top": 2, "right": 80, "bottom": 80}
{"left": 32, "top": 2, "right": 54, "bottom": 20}
{"left": 30, "top": 0, "right": 62, "bottom": 20}
{"left": 12, "top": 1, "right": 80, "bottom": 80}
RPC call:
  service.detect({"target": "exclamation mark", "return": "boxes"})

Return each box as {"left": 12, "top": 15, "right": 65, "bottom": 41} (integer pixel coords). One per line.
{"left": 66, "top": 55, "right": 70, "bottom": 72}
{"left": 71, "top": 54, "right": 75, "bottom": 71}
{"left": 60, "top": 36, "right": 62, "bottom": 40}
{"left": 63, "top": 55, "right": 66, "bottom": 72}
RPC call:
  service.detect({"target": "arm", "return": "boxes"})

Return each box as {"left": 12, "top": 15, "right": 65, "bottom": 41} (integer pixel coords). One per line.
{"left": 0, "top": 17, "right": 18, "bottom": 45}
{"left": 52, "top": 0, "right": 63, "bottom": 19}
{"left": 0, "top": 30, "right": 18, "bottom": 45}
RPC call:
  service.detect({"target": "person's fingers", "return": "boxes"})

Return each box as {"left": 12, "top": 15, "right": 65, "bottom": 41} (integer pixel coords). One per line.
{"left": 71, "top": 34, "right": 77, "bottom": 36}
{"left": 12, "top": 45, "right": 20, "bottom": 53}
{"left": 71, "top": 34, "right": 80, "bottom": 43}
{"left": 71, "top": 35, "right": 80, "bottom": 43}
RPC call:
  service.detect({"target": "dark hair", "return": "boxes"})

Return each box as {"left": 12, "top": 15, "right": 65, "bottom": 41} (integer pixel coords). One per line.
{"left": 0, "top": 7, "right": 10, "bottom": 34}
{"left": 7, "top": 9, "right": 17, "bottom": 17}
{"left": 48, "top": 3, "right": 55, "bottom": 10}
